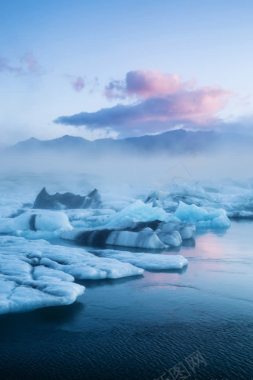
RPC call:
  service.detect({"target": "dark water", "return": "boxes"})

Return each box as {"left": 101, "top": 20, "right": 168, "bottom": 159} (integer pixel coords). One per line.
{"left": 1, "top": 221, "right": 253, "bottom": 380}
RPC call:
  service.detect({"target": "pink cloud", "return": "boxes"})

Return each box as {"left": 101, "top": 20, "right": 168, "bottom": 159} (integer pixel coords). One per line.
{"left": 157, "top": 87, "right": 231, "bottom": 124}
{"left": 20, "top": 53, "right": 41, "bottom": 74}
{"left": 71, "top": 76, "right": 86, "bottom": 92}
{"left": 0, "top": 53, "right": 42, "bottom": 76}
{"left": 56, "top": 69, "right": 232, "bottom": 137}
{"left": 126, "top": 70, "right": 184, "bottom": 98}
{"left": 105, "top": 70, "right": 190, "bottom": 99}
{"left": 56, "top": 87, "right": 230, "bottom": 132}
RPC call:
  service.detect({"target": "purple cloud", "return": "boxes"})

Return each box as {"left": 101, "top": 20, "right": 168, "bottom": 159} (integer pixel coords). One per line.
{"left": 105, "top": 70, "right": 189, "bottom": 99}
{"left": 0, "top": 53, "right": 42, "bottom": 76}
{"left": 55, "top": 87, "right": 230, "bottom": 136}
{"left": 71, "top": 76, "right": 86, "bottom": 92}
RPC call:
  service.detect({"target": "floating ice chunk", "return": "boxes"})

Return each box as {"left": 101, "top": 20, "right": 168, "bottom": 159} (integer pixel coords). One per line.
{"left": 66, "top": 208, "right": 116, "bottom": 229}
{"left": 179, "top": 225, "right": 196, "bottom": 239}
{"left": 175, "top": 201, "right": 230, "bottom": 229}
{"left": 33, "top": 187, "right": 101, "bottom": 210}
{"left": 62, "top": 227, "right": 166, "bottom": 250}
{"left": 105, "top": 200, "right": 169, "bottom": 229}
{"left": 0, "top": 243, "right": 85, "bottom": 315}
{"left": 158, "top": 230, "right": 182, "bottom": 247}
{"left": 106, "top": 228, "right": 166, "bottom": 250}
{"left": 40, "top": 255, "right": 143, "bottom": 280}
{"left": 93, "top": 249, "right": 188, "bottom": 271}
{"left": 33, "top": 265, "right": 74, "bottom": 282}
{"left": 0, "top": 280, "right": 84, "bottom": 315}
{"left": 0, "top": 210, "right": 73, "bottom": 236}
{"left": 156, "top": 221, "right": 195, "bottom": 247}
{"left": 0, "top": 235, "right": 144, "bottom": 314}
{"left": 33, "top": 211, "right": 73, "bottom": 231}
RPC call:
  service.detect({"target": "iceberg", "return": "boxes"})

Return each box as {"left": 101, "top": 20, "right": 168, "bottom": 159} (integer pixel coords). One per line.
{"left": 0, "top": 210, "right": 73, "bottom": 237}
{"left": 33, "top": 187, "right": 102, "bottom": 210}
{"left": 106, "top": 228, "right": 166, "bottom": 249}
{"left": 155, "top": 221, "right": 195, "bottom": 247}
{"left": 104, "top": 200, "right": 169, "bottom": 229}
{"left": 175, "top": 201, "right": 230, "bottom": 229}
{"left": 93, "top": 249, "right": 188, "bottom": 271}
{"left": 62, "top": 227, "right": 166, "bottom": 250}
{"left": 158, "top": 230, "right": 182, "bottom": 247}
{"left": 66, "top": 208, "right": 116, "bottom": 229}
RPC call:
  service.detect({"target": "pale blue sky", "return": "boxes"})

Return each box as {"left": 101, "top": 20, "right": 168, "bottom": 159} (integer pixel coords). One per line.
{"left": 1, "top": 0, "right": 253, "bottom": 143}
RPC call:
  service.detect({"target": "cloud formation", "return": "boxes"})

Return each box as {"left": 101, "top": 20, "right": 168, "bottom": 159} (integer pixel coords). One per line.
{"left": 67, "top": 75, "right": 99, "bottom": 93}
{"left": 71, "top": 76, "right": 86, "bottom": 92}
{"left": 0, "top": 53, "right": 42, "bottom": 76}
{"left": 56, "top": 70, "right": 231, "bottom": 137}
{"left": 105, "top": 70, "right": 188, "bottom": 99}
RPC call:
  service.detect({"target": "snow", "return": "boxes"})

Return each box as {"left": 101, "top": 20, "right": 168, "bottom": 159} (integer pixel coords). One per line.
{"left": 93, "top": 249, "right": 188, "bottom": 271}
{"left": 175, "top": 201, "right": 231, "bottom": 229}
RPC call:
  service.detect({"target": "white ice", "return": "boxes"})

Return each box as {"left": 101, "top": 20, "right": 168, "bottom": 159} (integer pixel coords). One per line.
{"left": 62, "top": 227, "right": 167, "bottom": 250}
{"left": 0, "top": 237, "right": 84, "bottom": 315}
{"left": 104, "top": 200, "right": 169, "bottom": 229}
{"left": 175, "top": 201, "right": 231, "bottom": 229}
{"left": 0, "top": 210, "right": 73, "bottom": 238}
{"left": 0, "top": 235, "right": 143, "bottom": 315}
{"left": 106, "top": 228, "right": 166, "bottom": 249}
{"left": 92, "top": 249, "right": 188, "bottom": 271}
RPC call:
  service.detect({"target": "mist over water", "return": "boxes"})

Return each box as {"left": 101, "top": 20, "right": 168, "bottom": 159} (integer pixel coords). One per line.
{"left": 1, "top": 146, "right": 253, "bottom": 194}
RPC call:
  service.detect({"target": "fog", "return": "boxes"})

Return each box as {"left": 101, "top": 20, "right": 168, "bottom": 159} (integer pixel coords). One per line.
{"left": 1, "top": 146, "right": 253, "bottom": 197}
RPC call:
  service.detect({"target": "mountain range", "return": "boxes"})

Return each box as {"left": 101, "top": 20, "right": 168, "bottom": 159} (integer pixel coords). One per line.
{"left": 5, "top": 129, "right": 253, "bottom": 157}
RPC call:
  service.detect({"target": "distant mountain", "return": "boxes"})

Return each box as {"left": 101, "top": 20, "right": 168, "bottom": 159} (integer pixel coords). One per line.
{"left": 7, "top": 129, "right": 253, "bottom": 157}
{"left": 11, "top": 135, "right": 90, "bottom": 152}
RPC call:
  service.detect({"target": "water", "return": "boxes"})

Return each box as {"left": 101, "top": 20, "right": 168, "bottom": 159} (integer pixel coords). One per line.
{"left": 0, "top": 221, "right": 253, "bottom": 379}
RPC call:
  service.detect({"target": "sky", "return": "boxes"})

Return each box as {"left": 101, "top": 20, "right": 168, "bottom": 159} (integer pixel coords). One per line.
{"left": 1, "top": 0, "right": 253, "bottom": 144}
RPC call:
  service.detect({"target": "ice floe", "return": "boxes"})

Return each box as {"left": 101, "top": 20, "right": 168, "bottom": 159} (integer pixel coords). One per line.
{"left": 0, "top": 235, "right": 144, "bottom": 314}
{"left": 0, "top": 237, "right": 84, "bottom": 315}
{"left": 92, "top": 249, "right": 188, "bottom": 271}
